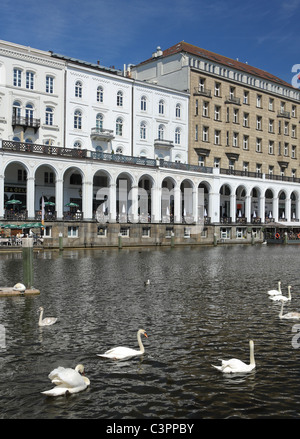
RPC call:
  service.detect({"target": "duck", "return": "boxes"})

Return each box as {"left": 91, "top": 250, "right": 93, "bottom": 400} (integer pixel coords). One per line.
{"left": 279, "top": 300, "right": 300, "bottom": 320}
{"left": 144, "top": 279, "right": 150, "bottom": 286}
{"left": 268, "top": 281, "right": 282, "bottom": 296}
{"left": 270, "top": 285, "right": 292, "bottom": 302}
{"left": 212, "top": 340, "right": 255, "bottom": 373}
{"left": 41, "top": 364, "right": 90, "bottom": 396}
{"left": 38, "top": 306, "right": 57, "bottom": 326}
{"left": 97, "top": 328, "right": 148, "bottom": 360}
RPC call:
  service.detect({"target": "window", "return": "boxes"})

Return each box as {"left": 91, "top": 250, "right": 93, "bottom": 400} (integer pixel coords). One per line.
{"left": 44, "top": 172, "right": 54, "bottom": 184}
{"left": 26, "top": 71, "right": 34, "bottom": 90}
{"left": 243, "top": 162, "right": 249, "bottom": 172}
{"left": 13, "top": 68, "right": 22, "bottom": 87}
{"left": 18, "top": 169, "right": 27, "bottom": 181}
{"left": 256, "top": 116, "right": 262, "bottom": 130}
{"left": 195, "top": 99, "right": 198, "bottom": 116}
{"left": 199, "top": 78, "right": 205, "bottom": 91}
{"left": 198, "top": 155, "right": 205, "bottom": 167}
{"left": 292, "top": 125, "right": 296, "bottom": 138}
{"left": 97, "top": 226, "right": 107, "bottom": 237}
{"left": 203, "top": 101, "right": 209, "bottom": 117}
{"left": 269, "top": 98, "right": 274, "bottom": 111}
{"left": 214, "top": 105, "right": 221, "bottom": 121}
{"left": 195, "top": 124, "right": 198, "bottom": 141}
{"left": 292, "top": 105, "right": 296, "bottom": 117}
{"left": 120, "top": 227, "right": 129, "bottom": 237}
{"left": 68, "top": 226, "right": 78, "bottom": 237}
{"left": 116, "top": 117, "right": 123, "bottom": 136}
{"left": 202, "top": 126, "right": 209, "bottom": 142}
{"left": 214, "top": 130, "right": 221, "bottom": 145}
{"left": 159, "top": 99, "right": 164, "bottom": 115}
{"left": 96, "top": 113, "right": 103, "bottom": 130}
{"left": 292, "top": 145, "right": 296, "bottom": 158}
{"left": 74, "top": 140, "right": 82, "bottom": 149}
{"left": 158, "top": 124, "right": 164, "bottom": 140}
{"left": 75, "top": 81, "right": 82, "bottom": 98}
{"left": 256, "top": 164, "right": 262, "bottom": 174}
{"left": 229, "top": 159, "right": 234, "bottom": 170}
{"left": 214, "top": 157, "right": 220, "bottom": 168}
{"left": 243, "top": 91, "right": 249, "bottom": 104}
{"left": 229, "top": 87, "right": 235, "bottom": 99}
{"left": 184, "top": 227, "right": 191, "bottom": 238}
{"left": 233, "top": 132, "right": 239, "bottom": 147}
{"left": 220, "top": 228, "right": 230, "bottom": 239}
{"left": 256, "top": 94, "right": 262, "bottom": 108}
{"left": 141, "top": 96, "right": 147, "bottom": 111}
{"left": 142, "top": 227, "right": 150, "bottom": 238}
{"left": 256, "top": 138, "right": 262, "bottom": 153}
{"left": 74, "top": 110, "right": 82, "bottom": 129}
{"left": 243, "top": 113, "right": 249, "bottom": 127}
{"left": 269, "top": 166, "right": 274, "bottom": 175}
{"left": 117, "top": 91, "right": 123, "bottom": 107}
{"left": 97, "top": 86, "right": 103, "bottom": 102}
{"left": 175, "top": 103, "right": 181, "bottom": 118}
{"left": 46, "top": 75, "right": 54, "bottom": 94}
{"left": 284, "top": 142, "right": 289, "bottom": 156}
{"left": 175, "top": 127, "right": 181, "bottom": 144}
{"left": 13, "top": 101, "right": 21, "bottom": 117}
{"left": 25, "top": 103, "right": 33, "bottom": 120}
{"left": 269, "top": 140, "right": 274, "bottom": 154}
{"left": 233, "top": 108, "right": 239, "bottom": 123}
{"left": 236, "top": 228, "right": 246, "bottom": 239}
{"left": 44, "top": 226, "right": 52, "bottom": 238}
{"left": 284, "top": 122, "right": 289, "bottom": 135}
{"left": 214, "top": 82, "right": 221, "bottom": 97}
{"left": 243, "top": 135, "right": 249, "bottom": 150}
{"left": 269, "top": 119, "right": 274, "bottom": 133}
{"left": 45, "top": 107, "right": 53, "bottom": 125}
{"left": 140, "top": 122, "right": 146, "bottom": 140}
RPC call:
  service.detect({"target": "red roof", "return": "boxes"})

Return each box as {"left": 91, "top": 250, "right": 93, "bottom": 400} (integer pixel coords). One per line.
{"left": 139, "top": 41, "right": 293, "bottom": 89}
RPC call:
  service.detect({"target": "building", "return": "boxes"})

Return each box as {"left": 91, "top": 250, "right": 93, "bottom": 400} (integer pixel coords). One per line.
{"left": 0, "top": 39, "right": 300, "bottom": 248}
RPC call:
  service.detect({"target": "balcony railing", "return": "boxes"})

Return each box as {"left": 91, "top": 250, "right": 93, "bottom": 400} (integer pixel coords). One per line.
{"left": 193, "top": 87, "right": 212, "bottom": 97}
{"left": 90, "top": 127, "right": 115, "bottom": 141}
{"left": 277, "top": 110, "right": 290, "bottom": 119}
{"left": 225, "top": 96, "right": 241, "bottom": 105}
{"left": 12, "top": 115, "right": 40, "bottom": 132}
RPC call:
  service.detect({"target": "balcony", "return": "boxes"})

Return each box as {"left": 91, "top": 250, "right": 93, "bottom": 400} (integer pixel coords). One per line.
{"left": 12, "top": 116, "right": 40, "bottom": 133}
{"left": 154, "top": 139, "right": 174, "bottom": 149}
{"left": 91, "top": 127, "right": 115, "bottom": 141}
{"left": 277, "top": 110, "right": 290, "bottom": 119}
{"left": 193, "top": 87, "right": 212, "bottom": 97}
{"left": 225, "top": 96, "right": 241, "bottom": 105}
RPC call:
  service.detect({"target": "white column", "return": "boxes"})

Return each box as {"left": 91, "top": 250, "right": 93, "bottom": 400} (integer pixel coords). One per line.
{"left": 286, "top": 197, "right": 291, "bottom": 222}
{"left": 27, "top": 176, "right": 35, "bottom": 219}
{"left": 109, "top": 183, "right": 117, "bottom": 223}
{"left": 230, "top": 193, "right": 236, "bottom": 222}
{"left": 55, "top": 178, "right": 64, "bottom": 220}
{"left": 245, "top": 195, "right": 251, "bottom": 223}
{"left": 259, "top": 196, "right": 265, "bottom": 223}
{"left": 82, "top": 180, "right": 93, "bottom": 220}
{"left": 209, "top": 191, "right": 220, "bottom": 223}
{"left": 273, "top": 197, "right": 279, "bottom": 222}
{"left": 151, "top": 185, "right": 161, "bottom": 223}
{"left": 130, "top": 185, "right": 139, "bottom": 222}
{"left": 0, "top": 173, "right": 4, "bottom": 219}
{"left": 174, "top": 185, "right": 181, "bottom": 223}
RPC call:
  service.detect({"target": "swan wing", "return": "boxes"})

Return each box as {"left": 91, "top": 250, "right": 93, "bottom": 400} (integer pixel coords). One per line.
{"left": 268, "top": 290, "right": 281, "bottom": 296}
{"left": 270, "top": 295, "right": 288, "bottom": 301}
{"left": 213, "top": 358, "right": 253, "bottom": 373}
{"left": 97, "top": 346, "right": 142, "bottom": 360}
{"left": 48, "top": 367, "right": 84, "bottom": 388}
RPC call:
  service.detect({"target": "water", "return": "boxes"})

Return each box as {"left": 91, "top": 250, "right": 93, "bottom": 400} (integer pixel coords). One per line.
{"left": 0, "top": 244, "right": 300, "bottom": 419}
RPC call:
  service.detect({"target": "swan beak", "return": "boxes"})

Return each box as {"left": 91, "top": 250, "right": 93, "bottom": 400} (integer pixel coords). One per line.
{"left": 144, "top": 332, "right": 148, "bottom": 338}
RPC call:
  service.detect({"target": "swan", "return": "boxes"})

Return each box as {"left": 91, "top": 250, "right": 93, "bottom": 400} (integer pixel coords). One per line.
{"left": 270, "top": 285, "right": 292, "bottom": 302}
{"left": 97, "top": 328, "right": 148, "bottom": 360}
{"left": 212, "top": 340, "right": 255, "bottom": 373}
{"left": 38, "top": 306, "right": 57, "bottom": 326}
{"left": 144, "top": 279, "right": 150, "bottom": 285}
{"left": 13, "top": 282, "right": 26, "bottom": 292}
{"left": 41, "top": 364, "right": 90, "bottom": 396}
{"left": 279, "top": 300, "right": 300, "bottom": 320}
{"left": 268, "top": 281, "right": 282, "bottom": 296}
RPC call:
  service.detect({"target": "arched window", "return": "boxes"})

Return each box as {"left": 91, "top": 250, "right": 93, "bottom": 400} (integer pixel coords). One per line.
{"left": 176, "top": 103, "right": 181, "bottom": 118}
{"left": 74, "top": 140, "right": 82, "bottom": 149}
{"left": 116, "top": 146, "right": 123, "bottom": 154}
{"left": 96, "top": 113, "right": 103, "bottom": 130}
{"left": 13, "top": 101, "right": 21, "bottom": 117}
{"left": 159, "top": 99, "right": 164, "bottom": 115}
{"left": 75, "top": 80, "right": 82, "bottom": 98}
{"left": 25, "top": 103, "right": 33, "bottom": 120}
{"left": 117, "top": 91, "right": 123, "bottom": 107}
{"left": 158, "top": 124, "right": 165, "bottom": 140}
{"left": 45, "top": 107, "right": 53, "bottom": 125}
{"left": 74, "top": 110, "right": 82, "bottom": 129}
{"left": 140, "top": 122, "right": 146, "bottom": 139}
{"left": 97, "top": 86, "right": 103, "bottom": 102}
{"left": 116, "top": 117, "right": 123, "bottom": 136}
{"left": 175, "top": 127, "right": 181, "bottom": 145}
{"left": 141, "top": 96, "right": 147, "bottom": 111}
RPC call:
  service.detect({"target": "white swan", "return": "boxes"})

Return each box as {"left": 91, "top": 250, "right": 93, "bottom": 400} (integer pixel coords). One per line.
{"left": 279, "top": 300, "right": 300, "bottom": 320}
{"left": 41, "top": 364, "right": 90, "bottom": 396}
{"left": 38, "top": 306, "right": 57, "bottom": 326}
{"left": 97, "top": 328, "right": 148, "bottom": 360}
{"left": 268, "top": 281, "right": 282, "bottom": 296}
{"left": 270, "top": 285, "right": 292, "bottom": 302}
{"left": 144, "top": 279, "right": 150, "bottom": 285}
{"left": 13, "top": 282, "right": 26, "bottom": 292}
{"left": 212, "top": 340, "right": 256, "bottom": 373}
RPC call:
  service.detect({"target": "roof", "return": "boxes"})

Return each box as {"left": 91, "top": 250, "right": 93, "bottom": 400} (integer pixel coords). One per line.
{"left": 138, "top": 41, "right": 293, "bottom": 89}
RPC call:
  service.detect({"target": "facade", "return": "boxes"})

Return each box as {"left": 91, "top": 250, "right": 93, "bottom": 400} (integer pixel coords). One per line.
{"left": 0, "top": 39, "right": 300, "bottom": 248}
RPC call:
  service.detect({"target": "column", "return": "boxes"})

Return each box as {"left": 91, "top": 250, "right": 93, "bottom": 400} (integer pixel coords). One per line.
{"left": 245, "top": 195, "right": 251, "bottom": 223}
{"left": 259, "top": 196, "right": 265, "bottom": 224}
{"left": 173, "top": 185, "right": 181, "bottom": 223}
{"left": 0, "top": 173, "right": 4, "bottom": 219}
{"left": 55, "top": 178, "right": 64, "bottom": 220}
{"left": 286, "top": 197, "right": 291, "bottom": 222}
{"left": 129, "top": 185, "right": 139, "bottom": 223}
{"left": 273, "top": 197, "right": 279, "bottom": 222}
{"left": 109, "top": 183, "right": 117, "bottom": 223}
{"left": 26, "top": 177, "right": 35, "bottom": 219}
{"left": 151, "top": 185, "right": 161, "bottom": 223}
{"left": 82, "top": 180, "right": 93, "bottom": 221}
{"left": 230, "top": 193, "right": 236, "bottom": 222}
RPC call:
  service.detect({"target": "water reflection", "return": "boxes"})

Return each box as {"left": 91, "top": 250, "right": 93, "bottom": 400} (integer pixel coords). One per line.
{"left": 0, "top": 245, "right": 300, "bottom": 418}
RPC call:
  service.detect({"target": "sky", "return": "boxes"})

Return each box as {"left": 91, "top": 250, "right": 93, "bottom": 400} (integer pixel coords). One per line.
{"left": 1, "top": 0, "right": 300, "bottom": 86}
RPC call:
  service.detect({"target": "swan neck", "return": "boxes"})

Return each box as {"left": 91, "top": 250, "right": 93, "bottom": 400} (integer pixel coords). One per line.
{"left": 249, "top": 342, "right": 255, "bottom": 365}
{"left": 137, "top": 331, "right": 145, "bottom": 353}
{"left": 39, "top": 309, "right": 43, "bottom": 324}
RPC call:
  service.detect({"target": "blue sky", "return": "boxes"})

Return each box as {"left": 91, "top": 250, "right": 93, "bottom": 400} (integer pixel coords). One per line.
{"left": 1, "top": 0, "right": 299, "bottom": 86}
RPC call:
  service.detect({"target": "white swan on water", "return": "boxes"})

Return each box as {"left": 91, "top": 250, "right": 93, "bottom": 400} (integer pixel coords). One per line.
{"left": 41, "top": 364, "right": 90, "bottom": 396}
{"left": 270, "top": 285, "right": 292, "bottom": 302}
{"left": 279, "top": 300, "right": 300, "bottom": 320}
{"left": 38, "top": 306, "right": 57, "bottom": 326}
{"left": 212, "top": 340, "right": 256, "bottom": 373}
{"left": 97, "top": 329, "right": 148, "bottom": 360}
{"left": 268, "top": 281, "right": 282, "bottom": 296}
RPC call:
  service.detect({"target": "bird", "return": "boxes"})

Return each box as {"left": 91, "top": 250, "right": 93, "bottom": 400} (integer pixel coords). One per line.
{"left": 38, "top": 306, "right": 57, "bottom": 326}
{"left": 212, "top": 340, "right": 256, "bottom": 373}
{"left": 13, "top": 283, "right": 26, "bottom": 292}
{"left": 268, "top": 281, "right": 282, "bottom": 296}
{"left": 97, "top": 328, "right": 148, "bottom": 360}
{"left": 269, "top": 285, "right": 292, "bottom": 302}
{"left": 144, "top": 279, "right": 150, "bottom": 285}
{"left": 41, "top": 364, "right": 90, "bottom": 396}
{"left": 279, "top": 300, "right": 300, "bottom": 320}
